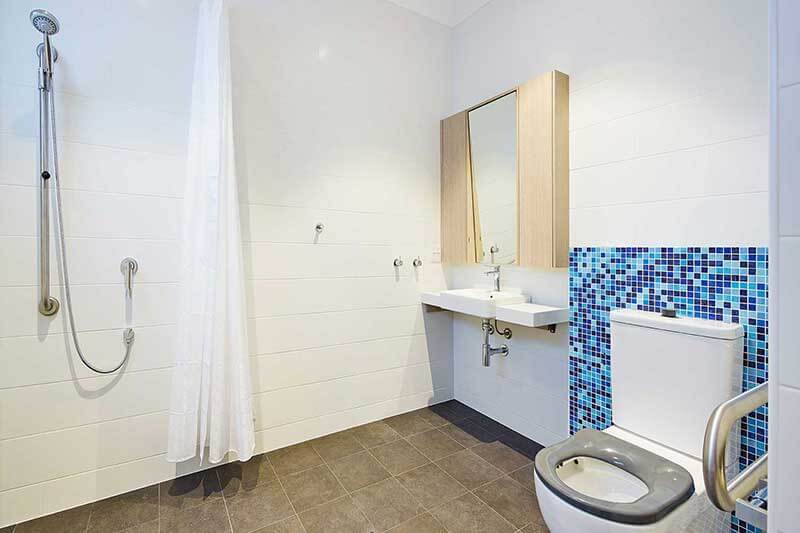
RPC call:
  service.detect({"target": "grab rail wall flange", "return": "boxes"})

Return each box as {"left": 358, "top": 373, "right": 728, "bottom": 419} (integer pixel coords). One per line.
{"left": 702, "top": 381, "right": 768, "bottom": 513}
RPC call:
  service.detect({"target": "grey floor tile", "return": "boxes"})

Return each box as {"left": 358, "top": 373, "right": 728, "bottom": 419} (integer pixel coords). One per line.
{"left": 509, "top": 463, "right": 536, "bottom": 493}
{"left": 351, "top": 478, "right": 424, "bottom": 532}
{"left": 14, "top": 505, "right": 91, "bottom": 533}
{"left": 435, "top": 401, "right": 480, "bottom": 421}
{"left": 328, "top": 450, "right": 391, "bottom": 491}
{"left": 253, "top": 516, "right": 305, "bottom": 533}
{"left": 225, "top": 481, "right": 294, "bottom": 533}
{"left": 473, "top": 476, "right": 543, "bottom": 529}
{"left": 298, "top": 496, "right": 372, "bottom": 533}
{"left": 280, "top": 465, "right": 346, "bottom": 512}
{"left": 310, "top": 431, "right": 364, "bottom": 462}
{"left": 438, "top": 420, "right": 498, "bottom": 449}
{"left": 395, "top": 463, "right": 466, "bottom": 509}
{"left": 383, "top": 411, "right": 435, "bottom": 437}
{"left": 218, "top": 455, "right": 278, "bottom": 497}
{"left": 160, "top": 468, "right": 223, "bottom": 513}
{"left": 497, "top": 432, "right": 544, "bottom": 461}
{"left": 467, "top": 413, "right": 510, "bottom": 436}
{"left": 435, "top": 449, "right": 504, "bottom": 490}
{"left": 471, "top": 440, "right": 532, "bottom": 473}
{"left": 370, "top": 439, "right": 429, "bottom": 475}
{"left": 267, "top": 443, "right": 324, "bottom": 477}
{"left": 348, "top": 421, "right": 401, "bottom": 448}
{"left": 87, "top": 485, "right": 159, "bottom": 532}
{"left": 429, "top": 493, "right": 514, "bottom": 533}
{"left": 411, "top": 407, "right": 453, "bottom": 427}
{"left": 519, "top": 523, "right": 550, "bottom": 532}
{"left": 119, "top": 520, "right": 159, "bottom": 533}
{"left": 406, "top": 429, "right": 464, "bottom": 461}
{"left": 159, "top": 499, "right": 231, "bottom": 533}
{"left": 386, "top": 512, "right": 446, "bottom": 533}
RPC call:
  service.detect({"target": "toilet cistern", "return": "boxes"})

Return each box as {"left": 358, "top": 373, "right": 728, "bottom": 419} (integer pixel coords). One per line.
{"left": 485, "top": 264, "right": 501, "bottom": 291}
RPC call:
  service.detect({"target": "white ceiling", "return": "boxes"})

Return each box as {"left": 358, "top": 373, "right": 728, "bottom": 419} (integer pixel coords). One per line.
{"left": 387, "top": 0, "right": 493, "bottom": 27}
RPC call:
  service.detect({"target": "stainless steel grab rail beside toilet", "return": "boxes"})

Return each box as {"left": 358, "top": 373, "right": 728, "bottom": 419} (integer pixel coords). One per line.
{"left": 702, "top": 381, "right": 768, "bottom": 519}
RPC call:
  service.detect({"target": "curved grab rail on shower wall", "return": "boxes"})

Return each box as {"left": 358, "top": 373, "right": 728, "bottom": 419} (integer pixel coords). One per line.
{"left": 702, "top": 381, "right": 768, "bottom": 512}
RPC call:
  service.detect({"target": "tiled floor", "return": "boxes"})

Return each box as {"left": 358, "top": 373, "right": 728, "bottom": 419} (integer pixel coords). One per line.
{"left": 8, "top": 401, "right": 551, "bottom": 533}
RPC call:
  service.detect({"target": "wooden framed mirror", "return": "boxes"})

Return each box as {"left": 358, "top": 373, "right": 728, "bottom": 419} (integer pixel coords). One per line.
{"left": 440, "top": 70, "right": 569, "bottom": 268}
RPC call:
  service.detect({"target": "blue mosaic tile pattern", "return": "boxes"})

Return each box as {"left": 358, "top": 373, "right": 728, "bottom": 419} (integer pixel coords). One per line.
{"left": 568, "top": 247, "right": 768, "bottom": 532}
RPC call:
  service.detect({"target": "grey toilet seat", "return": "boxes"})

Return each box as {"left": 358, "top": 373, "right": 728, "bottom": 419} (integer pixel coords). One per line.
{"left": 534, "top": 429, "right": 695, "bottom": 525}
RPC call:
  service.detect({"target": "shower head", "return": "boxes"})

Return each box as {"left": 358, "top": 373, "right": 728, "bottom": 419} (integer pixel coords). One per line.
{"left": 30, "top": 9, "right": 59, "bottom": 35}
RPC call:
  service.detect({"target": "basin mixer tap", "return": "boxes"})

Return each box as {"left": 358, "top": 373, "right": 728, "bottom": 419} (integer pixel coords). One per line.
{"left": 485, "top": 265, "right": 501, "bottom": 291}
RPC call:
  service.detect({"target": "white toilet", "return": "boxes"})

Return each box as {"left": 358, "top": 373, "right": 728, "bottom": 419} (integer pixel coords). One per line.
{"left": 535, "top": 309, "right": 743, "bottom": 532}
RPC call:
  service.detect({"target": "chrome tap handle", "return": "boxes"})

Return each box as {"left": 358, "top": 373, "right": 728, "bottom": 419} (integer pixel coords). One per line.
{"left": 393, "top": 257, "right": 404, "bottom": 267}
{"left": 120, "top": 257, "right": 139, "bottom": 298}
{"left": 412, "top": 257, "right": 423, "bottom": 267}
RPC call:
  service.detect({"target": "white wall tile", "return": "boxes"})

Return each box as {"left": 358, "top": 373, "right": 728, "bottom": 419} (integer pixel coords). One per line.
{"left": 778, "top": 0, "right": 800, "bottom": 88}
{"left": 0, "top": 369, "right": 171, "bottom": 439}
{"left": 773, "top": 385, "right": 800, "bottom": 532}
{"left": 779, "top": 84, "right": 800, "bottom": 236}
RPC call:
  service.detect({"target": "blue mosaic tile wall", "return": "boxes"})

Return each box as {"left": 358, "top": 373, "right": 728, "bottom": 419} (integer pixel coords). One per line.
{"left": 568, "top": 247, "right": 768, "bottom": 532}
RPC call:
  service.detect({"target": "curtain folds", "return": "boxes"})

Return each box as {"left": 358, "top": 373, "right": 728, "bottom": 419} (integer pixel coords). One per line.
{"left": 167, "top": 0, "right": 254, "bottom": 464}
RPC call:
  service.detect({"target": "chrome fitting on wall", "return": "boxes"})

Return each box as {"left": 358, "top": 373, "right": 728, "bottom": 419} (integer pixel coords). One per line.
{"left": 393, "top": 257, "right": 404, "bottom": 267}
{"left": 481, "top": 318, "right": 509, "bottom": 367}
{"left": 412, "top": 257, "right": 423, "bottom": 267}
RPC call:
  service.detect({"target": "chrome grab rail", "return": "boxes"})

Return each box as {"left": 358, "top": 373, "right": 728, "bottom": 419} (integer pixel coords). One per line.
{"left": 703, "top": 381, "right": 768, "bottom": 512}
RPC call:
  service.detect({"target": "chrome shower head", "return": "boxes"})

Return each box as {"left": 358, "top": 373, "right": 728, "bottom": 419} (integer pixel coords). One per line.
{"left": 30, "top": 9, "right": 59, "bottom": 35}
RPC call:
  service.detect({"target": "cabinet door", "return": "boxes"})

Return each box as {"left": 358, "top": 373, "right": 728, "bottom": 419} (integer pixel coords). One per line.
{"left": 440, "top": 111, "right": 476, "bottom": 264}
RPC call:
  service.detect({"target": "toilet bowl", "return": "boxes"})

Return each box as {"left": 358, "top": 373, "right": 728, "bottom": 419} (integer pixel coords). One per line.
{"left": 534, "top": 310, "right": 744, "bottom": 532}
{"left": 534, "top": 427, "right": 706, "bottom": 532}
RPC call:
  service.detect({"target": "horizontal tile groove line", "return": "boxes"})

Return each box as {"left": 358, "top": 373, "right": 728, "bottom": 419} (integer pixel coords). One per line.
{"left": 242, "top": 240, "right": 393, "bottom": 247}
{"left": 0, "top": 80, "right": 190, "bottom": 120}
{"left": 0, "top": 128, "right": 185, "bottom": 158}
{"left": 0, "top": 363, "right": 176, "bottom": 392}
{"left": 0, "top": 450, "right": 167, "bottom": 497}
{"left": 0, "top": 181, "right": 184, "bottom": 200}
{"left": 253, "top": 385, "right": 453, "bottom": 434}
{"left": 249, "top": 333, "right": 426, "bottom": 358}
{"left": 568, "top": 87, "right": 722, "bottom": 133}
{"left": 247, "top": 303, "right": 420, "bottom": 320}
{"left": 240, "top": 200, "right": 429, "bottom": 220}
{"left": 0, "top": 405, "right": 170, "bottom": 443}
{"left": 0, "top": 322, "right": 177, "bottom": 340}
{"left": 249, "top": 333, "right": 426, "bottom": 359}
{"left": 0, "top": 236, "right": 179, "bottom": 243}
{"left": 0, "top": 281, "right": 178, "bottom": 289}
{"left": 0, "top": 233, "right": 179, "bottom": 242}
{"left": 569, "top": 189, "right": 767, "bottom": 211}
{"left": 0, "top": 409, "right": 168, "bottom": 444}
{"left": 251, "top": 356, "right": 452, "bottom": 396}
{"left": 247, "top": 275, "right": 414, "bottom": 281}
{"left": 569, "top": 133, "right": 766, "bottom": 172}
{"left": 247, "top": 275, "right": 418, "bottom": 282}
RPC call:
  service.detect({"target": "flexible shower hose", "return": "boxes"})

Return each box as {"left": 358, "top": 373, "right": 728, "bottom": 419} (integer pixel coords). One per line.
{"left": 47, "top": 82, "right": 134, "bottom": 374}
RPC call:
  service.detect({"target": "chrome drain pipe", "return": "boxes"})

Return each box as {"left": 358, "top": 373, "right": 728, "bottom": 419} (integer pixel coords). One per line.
{"left": 481, "top": 319, "right": 509, "bottom": 367}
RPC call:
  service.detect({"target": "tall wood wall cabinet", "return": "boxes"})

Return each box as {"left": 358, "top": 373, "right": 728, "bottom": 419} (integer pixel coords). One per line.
{"left": 440, "top": 70, "right": 569, "bottom": 268}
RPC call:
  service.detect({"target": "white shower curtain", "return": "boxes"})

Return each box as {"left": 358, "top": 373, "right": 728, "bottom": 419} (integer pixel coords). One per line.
{"left": 167, "top": 0, "right": 254, "bottom": 464}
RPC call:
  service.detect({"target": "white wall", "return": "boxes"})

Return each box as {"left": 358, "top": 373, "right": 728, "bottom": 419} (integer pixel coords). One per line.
{"left": 447, "top": 0, "right": 768, "bottom": 446}
{"left": 0, "top": 0, "right": 452, "bottom": 527}
{"left": 769, "top": 1, "right": 800, "bottom": 531}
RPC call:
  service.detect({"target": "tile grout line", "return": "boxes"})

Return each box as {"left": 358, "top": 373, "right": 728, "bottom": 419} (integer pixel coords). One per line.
{"left": 309, "top": 437, "right": 379, "bottom": 532}
{"left": 214, "top": 469, "right": 234, "bottom": 533}
{"left": 264, "top": 453, "right": 308, "bottom": 533}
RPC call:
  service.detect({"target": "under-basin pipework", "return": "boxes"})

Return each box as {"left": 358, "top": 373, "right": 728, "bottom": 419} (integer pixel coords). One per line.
{"left": 32, "top": 9, "right": 136, "bottom": 374}
{"left": 481, "top": 318, "right": 510, "bottom": 367}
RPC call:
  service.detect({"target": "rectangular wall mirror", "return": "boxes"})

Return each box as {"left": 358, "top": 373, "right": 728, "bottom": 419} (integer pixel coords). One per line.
{"left": 440, "top": 70, "right": 569, "bottom": 268}
{"left": 469, "top": 92, "right": 518, "bottom": 264}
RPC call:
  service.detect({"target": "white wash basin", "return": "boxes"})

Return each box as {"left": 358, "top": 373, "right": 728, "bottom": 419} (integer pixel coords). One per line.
{"left": 437, "top": 288, "right": 528, "bottom": 318}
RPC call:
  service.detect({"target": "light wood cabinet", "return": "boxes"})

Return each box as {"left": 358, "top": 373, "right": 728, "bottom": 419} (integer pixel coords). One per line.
{"left": 440, "top": 70, "right": 569, "bottom": 268}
